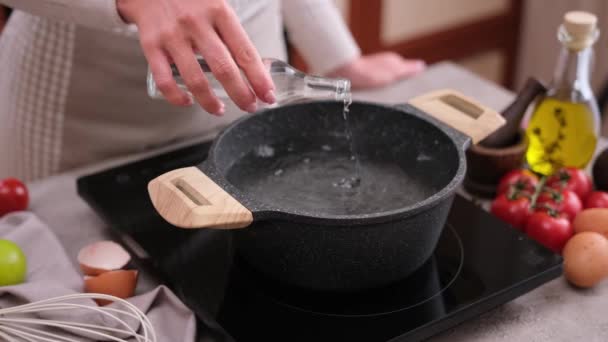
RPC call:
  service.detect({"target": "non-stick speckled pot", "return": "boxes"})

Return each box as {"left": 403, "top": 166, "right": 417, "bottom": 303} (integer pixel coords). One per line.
{"left": 148, "top": 90, "right": 504, "bottom": 291}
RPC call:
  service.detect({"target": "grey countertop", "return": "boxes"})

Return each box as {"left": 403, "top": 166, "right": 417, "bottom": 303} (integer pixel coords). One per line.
{"left": 28, "top": 62, "right": 608, "bottom": 341}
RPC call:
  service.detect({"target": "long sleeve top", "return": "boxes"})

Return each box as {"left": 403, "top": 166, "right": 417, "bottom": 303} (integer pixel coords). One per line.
{"left": 0, "top": 0, "right": 361, "bottom": 181}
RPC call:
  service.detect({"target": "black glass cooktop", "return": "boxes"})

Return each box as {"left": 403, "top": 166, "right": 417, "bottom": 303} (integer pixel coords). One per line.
{"left": 77, "top": 141, "right": 562, "bottom": 342}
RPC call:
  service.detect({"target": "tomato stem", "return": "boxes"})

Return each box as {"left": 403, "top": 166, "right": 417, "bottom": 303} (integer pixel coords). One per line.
{"left": 530, "top": 175, "right": 548, "bottom": 209}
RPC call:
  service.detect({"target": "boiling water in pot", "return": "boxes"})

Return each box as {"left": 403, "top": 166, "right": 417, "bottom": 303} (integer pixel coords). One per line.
{"left": 226, "top": 140, "right": 438, "bottom": 216}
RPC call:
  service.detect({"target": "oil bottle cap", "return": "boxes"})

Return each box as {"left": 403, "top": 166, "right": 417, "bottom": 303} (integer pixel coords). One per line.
{"left": 563, "top": 11, "right": 598, "bottom": 50}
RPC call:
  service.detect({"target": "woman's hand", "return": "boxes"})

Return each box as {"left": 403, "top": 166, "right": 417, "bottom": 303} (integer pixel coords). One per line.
{"left": 327, "top": 52, "right": 426, "bottom": 90}
{"left": 117, "top": 0, "right": 275, "bottom": 115}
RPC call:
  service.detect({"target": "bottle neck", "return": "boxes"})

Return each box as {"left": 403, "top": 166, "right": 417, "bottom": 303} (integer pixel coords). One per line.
{"left": 551, "top": 26, "right": 597, "bottom": 102}
{"left": 552, "top": 46, "right": 593, "bottom": 96}
{"left": 302, "top": 76, "right": 351, "bottom": 102}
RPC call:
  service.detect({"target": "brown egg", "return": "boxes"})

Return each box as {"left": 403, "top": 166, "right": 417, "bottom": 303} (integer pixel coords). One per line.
{"left": 84, "top": 270, "right": 139, "bottom": 306}
{"left": 563, "top": 232, "right": 608, "bottom": 288}
{"left": 573, "top": 209, "right": 608, "bottom": 238}
{"left": 77, "top": 241, "right": 131, "bottom": 276}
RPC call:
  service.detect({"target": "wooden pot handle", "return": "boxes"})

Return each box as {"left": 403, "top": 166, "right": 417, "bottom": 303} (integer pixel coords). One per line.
{"left": 409, "top": 89, "right": 506, "bottom": 144}
{"left": 148, "top": 167, "right": 253, "bottom": 229}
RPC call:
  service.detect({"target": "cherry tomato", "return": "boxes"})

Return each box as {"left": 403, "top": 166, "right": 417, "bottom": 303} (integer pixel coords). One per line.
{"left": 490, "top": 194, "right": 532, "bottom": 230}
{"left": 0, "top": 178, "right": 29, "bottom": 217}
{"left": 584, "top": 191, "right": 608, "bottom": 209}
{"left": 535, "top": 188, "right": 582, "bottom": 221}
{"left": 546, "top": 167, "right": 593, "bottom": 200}
{"left": 497, "top": 169, "right": 539, "bottom": 196}
{"left": 525, "top": 211, "right": 573, "bottom": 254}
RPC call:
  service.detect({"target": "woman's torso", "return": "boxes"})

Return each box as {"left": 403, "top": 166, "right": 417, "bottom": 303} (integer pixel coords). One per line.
{"left": 0, "top": 0, "right": 287, "bottom": 180}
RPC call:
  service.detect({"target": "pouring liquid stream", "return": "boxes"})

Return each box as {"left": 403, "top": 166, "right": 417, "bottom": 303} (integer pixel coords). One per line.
{"left": 333, "top": 97, "right": 362, "bottom": 190}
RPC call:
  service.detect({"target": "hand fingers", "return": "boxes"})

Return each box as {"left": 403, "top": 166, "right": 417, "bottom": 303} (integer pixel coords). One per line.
{"left": 194, "top": 28, "right": 258, "bottom": 112}
{"left": 394, "top": 59, "right": 426, "bottom": 77}
{"left": 371, "top": 52, "right": 426, "bottom": 76}
{"left": 165, "top": 38, "right": 225, "bottom": 115}
{"left": 374, "top": 53, "right": 425, "bottom": 78}
{"left": 215, "top": 7, "right": 276, "bottom": 104}
{"left": 350, "top": 56, "right": 426, "bottom": 90}
{"left": 141, "top": 42, "right": 191, "bottom": 106}
{"left": 138, "top": 2, "right": 274, "bottom": 113}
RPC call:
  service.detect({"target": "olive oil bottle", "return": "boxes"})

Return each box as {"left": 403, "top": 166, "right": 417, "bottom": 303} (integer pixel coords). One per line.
{"left": 526, "top": 11, "right": 601, "bottom": 175}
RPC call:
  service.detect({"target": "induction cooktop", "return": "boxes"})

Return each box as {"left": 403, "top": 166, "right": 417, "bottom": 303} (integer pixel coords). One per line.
{"left": 77, "top": 141, "right": 562, "bottom": 342}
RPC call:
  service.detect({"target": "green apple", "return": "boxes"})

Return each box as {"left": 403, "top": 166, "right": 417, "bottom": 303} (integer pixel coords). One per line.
{"left": 0, "top": 239, "right": 27, "bottom": 286}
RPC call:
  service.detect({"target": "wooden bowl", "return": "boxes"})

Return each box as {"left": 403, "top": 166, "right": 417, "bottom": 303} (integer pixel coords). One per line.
{"left": 464, "top": 130, "right": 529, "bottom": 198}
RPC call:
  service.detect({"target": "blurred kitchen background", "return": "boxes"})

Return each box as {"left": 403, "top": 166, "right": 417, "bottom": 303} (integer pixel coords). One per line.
{"left": 290, "top": 0, "right": 608, "bottom": 100}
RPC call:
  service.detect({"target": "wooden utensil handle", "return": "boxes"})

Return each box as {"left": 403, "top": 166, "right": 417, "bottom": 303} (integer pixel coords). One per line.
{"left": 409, "top": 89, "right": 506, "bottom": 144}
{"left": 148, "top": 167, "right": 253, "bottom": 229}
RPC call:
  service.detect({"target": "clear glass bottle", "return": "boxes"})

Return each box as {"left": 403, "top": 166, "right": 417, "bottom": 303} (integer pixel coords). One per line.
{"left": 147, "top": 57, "right": 351, "bottom": 109}
{"left": 525, "top": 11, "right": 601, "bottom": 175}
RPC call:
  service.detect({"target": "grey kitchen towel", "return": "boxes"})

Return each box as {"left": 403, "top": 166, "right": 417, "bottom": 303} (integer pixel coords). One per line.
{"left": 0, "top": 212, "right": 196, "bottom": 341}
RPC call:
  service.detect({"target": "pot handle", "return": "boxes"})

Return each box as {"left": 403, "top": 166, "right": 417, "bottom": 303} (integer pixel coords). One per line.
{"left": 147, "top": 167, "right": 253, "bottom": 229}
{"left": 408, "top": 89, "right": 505, "bottom": 144}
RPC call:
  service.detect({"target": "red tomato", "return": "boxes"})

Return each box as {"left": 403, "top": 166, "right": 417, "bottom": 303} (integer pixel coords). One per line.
{"left": 525, "top": 212, "right": 573, "bottom": 254}
{"left": 490, "top": 194, "right": 532, "bottom": 230}
{"left": 584, "top": 191, "right": 608, "bottom": 209}
{"left": 0, "top": 178, "right": 29, "bottom": 217}
{"left": 497, "top": 169, "right": 539, "bottom": 196}
{"left": 535, "top": 189, "right": 582, "bottom": 221}
{"left": 546, "top": 167, "right": 593, "bottom": 200}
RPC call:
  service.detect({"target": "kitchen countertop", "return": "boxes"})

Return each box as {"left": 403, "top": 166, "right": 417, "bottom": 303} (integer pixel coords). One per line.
{"left": 28, "top": 61, "right": 608, "bottom": 341}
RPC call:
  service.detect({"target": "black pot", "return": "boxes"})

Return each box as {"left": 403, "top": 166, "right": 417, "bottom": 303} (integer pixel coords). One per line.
{"left": 148, "top": 90, "right": 504, "bottom": 291}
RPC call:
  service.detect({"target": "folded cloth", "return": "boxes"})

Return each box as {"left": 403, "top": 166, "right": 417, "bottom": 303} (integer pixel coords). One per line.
{"left": 0, "top": 212, "right": 196, "bottom": 341}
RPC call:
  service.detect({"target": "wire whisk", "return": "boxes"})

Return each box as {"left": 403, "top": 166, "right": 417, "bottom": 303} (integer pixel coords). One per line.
{"left": 0, "top": 293, "right": 157, "bottom": 342}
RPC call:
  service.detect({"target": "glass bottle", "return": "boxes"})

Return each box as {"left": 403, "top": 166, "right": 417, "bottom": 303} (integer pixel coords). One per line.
{"left": 525, "top": 11, "right": 601, "bottom": 175}
{"left": 147, "top": 57, "right": 351, "bottom": 109}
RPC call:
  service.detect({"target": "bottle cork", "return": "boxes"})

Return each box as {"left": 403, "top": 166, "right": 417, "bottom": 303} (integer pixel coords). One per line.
{"left": 563, "top": 11, "right": 598, "bottom": 51}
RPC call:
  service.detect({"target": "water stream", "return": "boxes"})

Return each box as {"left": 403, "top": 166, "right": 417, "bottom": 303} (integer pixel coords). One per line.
{"left": 334, "top": 96, "right": 362, "bottom": 189}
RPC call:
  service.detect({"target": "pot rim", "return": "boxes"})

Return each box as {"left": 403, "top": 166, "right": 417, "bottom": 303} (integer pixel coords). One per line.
{"left": 203, "top": 100, "right": 467, "bottom": 225}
